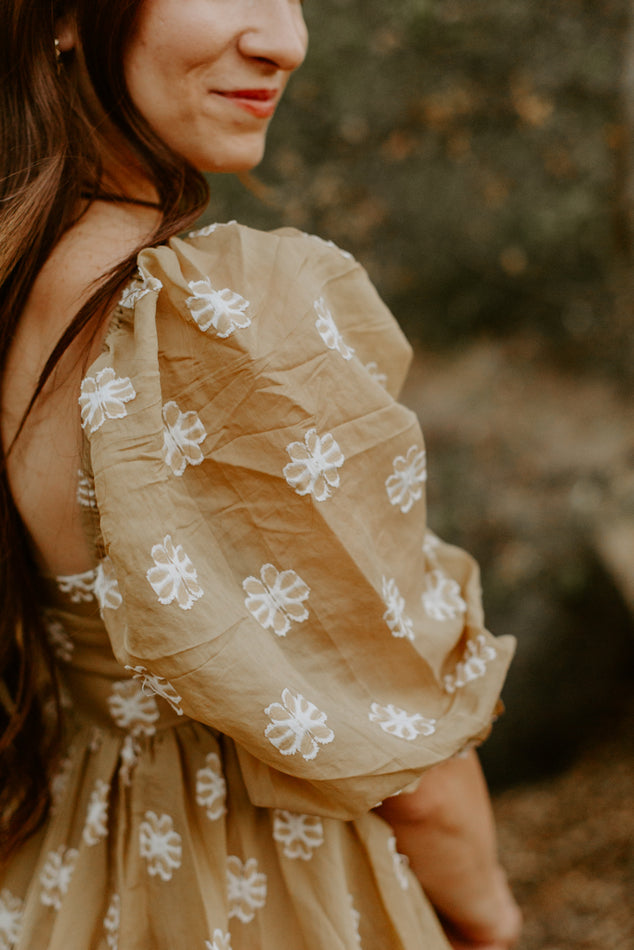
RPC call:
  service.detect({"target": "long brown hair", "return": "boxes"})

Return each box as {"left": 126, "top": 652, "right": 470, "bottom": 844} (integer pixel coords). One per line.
{"left": 0, "top": 0, "right": 209, "bottom": 862}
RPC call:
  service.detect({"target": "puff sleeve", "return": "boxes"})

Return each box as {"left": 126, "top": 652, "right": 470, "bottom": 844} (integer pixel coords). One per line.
{"left": 82, "top": 223, "right": 514, "bottom": 820}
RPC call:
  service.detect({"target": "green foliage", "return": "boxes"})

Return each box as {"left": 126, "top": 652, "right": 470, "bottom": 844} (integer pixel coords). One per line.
{"left": 201, "top": 0, "right": 628, "bottom": 363}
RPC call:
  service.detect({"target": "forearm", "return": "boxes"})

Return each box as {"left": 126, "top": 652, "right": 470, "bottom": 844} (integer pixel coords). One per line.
{"left": 376, "top": 750, "right": 521, "bottom": 948}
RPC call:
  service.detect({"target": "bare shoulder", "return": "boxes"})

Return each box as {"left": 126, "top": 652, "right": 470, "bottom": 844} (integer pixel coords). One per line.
{"left": 28, "top": 203, "right": 160, "bottom": 336}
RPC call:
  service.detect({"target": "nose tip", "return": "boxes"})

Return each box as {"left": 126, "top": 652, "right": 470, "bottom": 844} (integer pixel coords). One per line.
{"left": 239, "top": 5, "right": 308, "bottom": 72}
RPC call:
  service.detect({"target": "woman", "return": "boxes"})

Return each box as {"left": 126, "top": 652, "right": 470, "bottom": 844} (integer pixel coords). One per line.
{"left": 0, "top": 1, "right": 521, "bottom": 948}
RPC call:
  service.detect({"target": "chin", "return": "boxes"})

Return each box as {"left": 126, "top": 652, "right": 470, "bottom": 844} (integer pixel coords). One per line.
{"left": 194, "top": 137, "right": 268, "bottom": 176}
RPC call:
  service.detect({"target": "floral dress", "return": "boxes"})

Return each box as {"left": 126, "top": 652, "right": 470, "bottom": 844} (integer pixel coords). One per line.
{"left": 0, "top": 224, "right": 514, "bottom": 950}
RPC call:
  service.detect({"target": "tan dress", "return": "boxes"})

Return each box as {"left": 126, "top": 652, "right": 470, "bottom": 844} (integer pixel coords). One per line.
{"left": 0, "top": 224, "right": 514, "bottom": 950}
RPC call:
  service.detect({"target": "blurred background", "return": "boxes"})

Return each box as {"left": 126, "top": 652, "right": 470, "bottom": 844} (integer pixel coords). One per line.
{"left": 196, "top": 1, "right": 634, "bottom": 945}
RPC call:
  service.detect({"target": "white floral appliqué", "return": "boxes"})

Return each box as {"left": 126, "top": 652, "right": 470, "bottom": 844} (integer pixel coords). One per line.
{"left": 162, "top": 401, "right": 207, "bottom": 476}
{"left": 205, "top": 930, "right": 232, "bottom": 950}
{"left": 147, "top": 534, "right": 204, "bottom": 610}
{"left": 0, "top": 888, "right": 24, "bottom": 949}
{"left": 188, "top": 219, "right": 236, "bottom": 239}
{"left": 125, "top": 665, "right": 184, "bottom": 717}
{"left": 283, "top": 428, "right": 344, "bottom": 502}
{"left": 444, "top": 635, "right": 498, "bottom": 694}
{"left": 385, "top": 445, "right": 427, "bottom": 514}
{"left": 49, "top": 755, "right": 73, "bottom": 813}
{"left": 314, "top": 297, "right": 355, "bottom": 360}
{"left": 119, "top": 269, "right": 163, "bottom": 309}
{"left": 40, "top": 846, "right": 79, "bottom": 910}
{"left": 301, "top": 232, "right": 354, "bottom": 261}
{"left": 83, "top": 778, "right": 110, "bottom": 846}
{"left": 103, "top": 894, "right": 120, "bottom": 950}
{"left": 381, "top": 576, "right": 414, "bottom": 642}
{"left": 56, "top": 568, "right": 97, "bottom": 604}
{"left": 364, "top": 361, "right": 388, "bottom": 388}
{"left": 196, "top": 752, "right": 227, "bottom": 821}
{"left": 422, "top": 529, "right": 442, "bottom": 563}
{"left": 265, "top": 688, "right": 334, "bottom": 761}
{"left": 369, "top": 702, "right": 436, "bottom": 741}
{"left": 77, "top": 469, "right": 97, "bottom": 509}
{"left": 273, "top": 810, "right": 324, "bottom": 860}
{"left": 94, "top": 557, "right": 122, "bottom": 614}
{"left": 45, "top": 617, "right": 74, "bottom": 663}
{"left": 185, "top": 277, "right": 251, "bottom": 338}
{"left": 421, "top": 569, "right": 467, "bottom": 622}
{"left": 387, "top": 835, "right": 410, "bottom": 890}
{"left": 139, "top": 811, "right": 182, "bottom": 881}
{"left": 243, "top": 564, "right": 310, "bottom": 637}
{"left": 108, "top": 679, "right": 160, "bottom": 734}
{"left": 226, "top": 856, "right": 267, "bottom": 923}
{"left": 79, "top": 367, "right": 136, "bottom": 434}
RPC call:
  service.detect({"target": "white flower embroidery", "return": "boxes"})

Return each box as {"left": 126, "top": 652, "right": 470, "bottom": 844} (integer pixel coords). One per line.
{"left": 119, "top": 734, "right": 141, "bottom": 786}
{"left": 40, "top": 846, "right": 79, "bottom": 911}
{"left": 89, "top": 728, "right": 105, "bottom": 753}
{"left": 283, "top": 428, "right": 344, "bottom": 502}
{"left": 196, "top": 752, "right": 227, "bottom": 821}
{"left": 45, "top": 617, "right": 74, "bottom": 663}
{"left": 49, "top": 755, "right": 73, "bottom": 812}
{"left": 422, "top": 530, "right": 441, "bottom": 563}
{"left": 79, "top": 367, "right": 136, "bottom": 434}
{"left": 76, "top": 469, "right": 97, "bottom": 509}
{"left": 0, "top": 889, "right": 23, "bottom": 950}
{"left": 162, "top": 401, "right": 207, "bottom": 477}
{"left": 381, "top": 577, "right": 414, "bottom": 642}
{"left": 226, "top": 856, "right": 267, "bottom": 923}
{"left": 387, "top": 835, "right": 410, "bottom": 890}
{"left": 139, "top": 811, "right": 183, "bottom": 881}
{"left": 94, "top": 557, "right": 122, "bottom": 614}
{"left": 147, "top": 534, "right": 204, "bottom": 610}
{"left": 56, "top": 568, "right": 97, "bottom": 603}
{"left": 348, "top": 894, "right": 362, "bottom": 948}
{"left": 185, "top": 277, "right": 251, "bottom": 338}
{"left": 108, "top": 679, "right": 160, "bottom": 735}
{"left": 83, "top": 778, "right": 110, "bottom": 846}
{"left": 444, "top": 635, "right": 498, "bottom": 694}
{"left": 243, "top": 564, "right": 310, "bottom": 637}
{"left": 421, "top": 569, "right": 467, "bottom": 622}
{"left": 385, "top": 445, "right": 427, "bottom": 514}
{"left": 369, "top": 702, "right": 436, "bottom": 741}
{"left": 314, "top": 297, "right": 355, "bottom": 360}
{"left": 104, "top": 894, "right": 120, "bottom": 950}
{"left": 205, "top": 930, "right": 232, "bottom": 950}
{"left": 273, "top": 810, "right": 324, "bottom": 860}
{"left": 265, "top": 688, "right": 334, "bottom": 761}
{"left": 119, "top": 269, "right": 163, "bottom": 309}
{"left": 301, "top": 233, "right": 354, "bottom": 261}
{"left": 124, "top": 665, "right": 184, "bottom": 717}
{"left": 364, "top": 361, "right": 388, "bottom": 388}
{"left": 188, "top": 220, "right": 236, "bottom": 239}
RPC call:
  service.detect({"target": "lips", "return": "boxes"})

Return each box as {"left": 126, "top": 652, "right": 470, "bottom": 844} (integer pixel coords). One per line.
{"left": 214, "top": 88, "right": 279, "bottom": 118}
{"left": 220, "top": 89, "right": 278, "bottom": 101}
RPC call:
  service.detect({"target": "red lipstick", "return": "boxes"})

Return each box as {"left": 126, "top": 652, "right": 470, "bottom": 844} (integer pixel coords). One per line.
{"left": 215, "top": 89, "right": 279, "bottom": 118}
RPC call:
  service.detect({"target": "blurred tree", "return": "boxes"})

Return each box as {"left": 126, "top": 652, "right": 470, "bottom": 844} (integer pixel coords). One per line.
{"left": 200, "top": 0, "right": 630, "bottom": 379}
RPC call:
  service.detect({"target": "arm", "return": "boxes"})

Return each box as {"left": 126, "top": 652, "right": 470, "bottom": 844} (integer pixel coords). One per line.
{"left": 376, "top": 749, "right": 521, "bottom": 950}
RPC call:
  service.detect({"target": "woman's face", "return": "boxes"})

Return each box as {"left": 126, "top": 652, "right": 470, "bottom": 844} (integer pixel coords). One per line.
{"left": 123, "top": 0, "right": 308, "bottom": 173}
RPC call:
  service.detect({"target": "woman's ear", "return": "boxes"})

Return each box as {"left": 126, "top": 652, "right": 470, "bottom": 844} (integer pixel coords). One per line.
{"left": 54, "top": 15, "right": 78, "bottom": 54}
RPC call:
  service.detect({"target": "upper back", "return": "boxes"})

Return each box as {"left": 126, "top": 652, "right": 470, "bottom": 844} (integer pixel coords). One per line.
{"left": 1, "top": 202, "right": 160, "bottom": 577}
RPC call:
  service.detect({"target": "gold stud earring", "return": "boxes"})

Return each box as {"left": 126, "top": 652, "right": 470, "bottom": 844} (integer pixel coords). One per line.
{"left": 54, "top": 37, "right": 62, "bottom": 72}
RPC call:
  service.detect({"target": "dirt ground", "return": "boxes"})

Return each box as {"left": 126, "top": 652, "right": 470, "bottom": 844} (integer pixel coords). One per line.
{"left": 493, "top": 695, "right": 634, "bottom": 950}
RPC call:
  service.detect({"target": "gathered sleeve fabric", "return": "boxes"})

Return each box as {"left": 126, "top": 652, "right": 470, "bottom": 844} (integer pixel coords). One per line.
{"left": 82, "top": 223, "right": 514, "bottom": 820}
